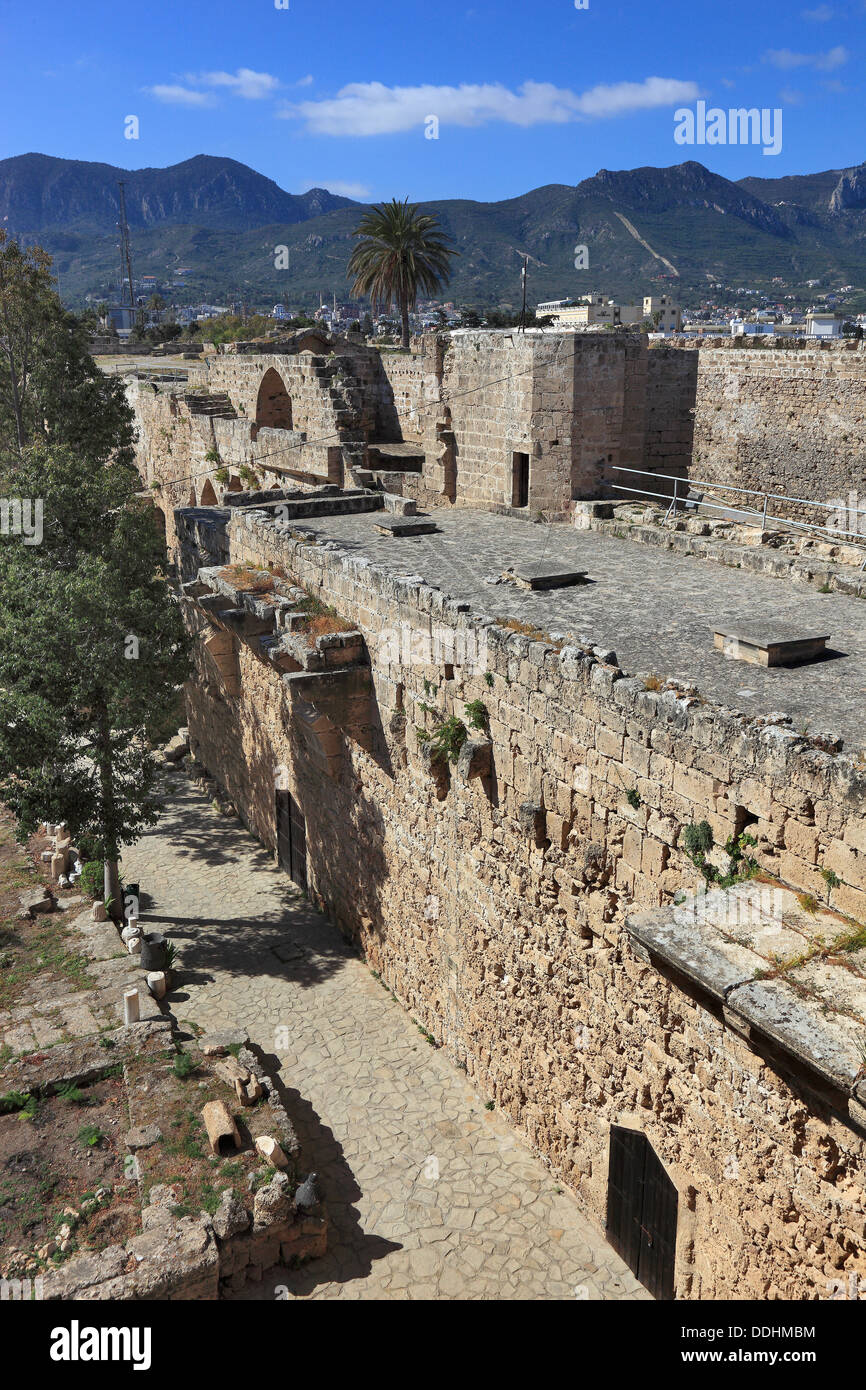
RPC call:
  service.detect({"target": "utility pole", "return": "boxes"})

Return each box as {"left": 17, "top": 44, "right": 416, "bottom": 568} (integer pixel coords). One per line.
{"left": 518, "top": 255, "right": 528, "bottom": 334}
{"left": 116, "top": 182, "right": 135, "bottom": 312}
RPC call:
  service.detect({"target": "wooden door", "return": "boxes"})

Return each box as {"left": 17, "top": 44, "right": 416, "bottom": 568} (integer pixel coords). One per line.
{"left": 275, "top": 789, "right": 307, "bottom": 892}
{"left": 606, "top": 1126, "right": 678, "bottom": 1300}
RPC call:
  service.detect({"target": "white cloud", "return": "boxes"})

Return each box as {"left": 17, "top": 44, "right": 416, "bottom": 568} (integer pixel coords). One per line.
{"left": 280, "top": 77, "right": 701, "bottom": 135}
{"left": 188, "top": 68, "right": 280, "bottom": 99}
{"left": 295, "top": 74, "right": 314, "bottom": 88}
{"left": 147, "top": 84, "right": 216, "bottom": 107}
{"left": 765, "top": 45, "right": 849, "bottom": 70}
{"left": 780, "top": 87, "right": 805, "bottom": 104}
{"left": 802, "top": 4, "right": 834, "bottom": 18}
{"left": 304, "top": 180, "right": 370, "bottom": 198}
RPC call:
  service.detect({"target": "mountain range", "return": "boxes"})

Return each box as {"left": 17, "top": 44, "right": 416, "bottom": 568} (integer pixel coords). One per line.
{"left": 2, "top": 151, "right": 865, "bottom": 310}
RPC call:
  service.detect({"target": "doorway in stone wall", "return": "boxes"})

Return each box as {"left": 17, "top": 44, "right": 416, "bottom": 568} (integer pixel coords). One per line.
{"left": 606, "top": 1125, "right": 678, "bottom": 1300}
{"left": 275, "top": 789, "right": 307, "bottom": 892}
{"left": 511, "top": 451, "right": 530, "bottom": 508}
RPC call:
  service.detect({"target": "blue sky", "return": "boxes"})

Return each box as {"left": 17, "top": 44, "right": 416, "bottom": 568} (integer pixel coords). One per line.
{"left": 1, "top": 0, "right": 863, "bottom": 201}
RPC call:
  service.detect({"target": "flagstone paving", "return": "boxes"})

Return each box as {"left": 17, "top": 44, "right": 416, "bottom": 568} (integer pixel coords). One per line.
{"left": 122, "top": 774, "right": 649, "bottom": 1301}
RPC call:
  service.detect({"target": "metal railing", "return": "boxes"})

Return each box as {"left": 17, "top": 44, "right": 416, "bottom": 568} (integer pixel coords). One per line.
{"left": 609, "top": 465, "right": 866, "bottom": 569}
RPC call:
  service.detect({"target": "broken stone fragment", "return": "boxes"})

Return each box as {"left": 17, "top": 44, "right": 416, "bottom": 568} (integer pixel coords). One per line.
{"left": 255, "top": 1135, "right": 288, "bottom": 1170}
{"left": 212, "top": 1189, "right": 249, "bottom": 1240}
{"left": 92, "top": 901, "right": 107, "bottom": 922}
{"left": 17, "top": 889, "right": 54, "bottom": 920}
{"left": 202, "top": 1100, "right": 241, "bottom": 1156}
{"left": 146, "top": 971, "right": 167, "bottom": 1000}
{"left": 253, "top": 1172, "right": 292, "bottom": 1227}
{"left": 457, "top": 738, "right": 492, "bottom": 782}
{"left": 235, "top": 1074, "right": 263, "bottom": 1107}
{"left": 200, "top": 1029, "right": 249, "bottom": 1056}
{"left": 214, "top": 1055, "right": 249, "bottom": 1087}
{"left": 125, "top": 1124, "right": 162, "bottom": 1151}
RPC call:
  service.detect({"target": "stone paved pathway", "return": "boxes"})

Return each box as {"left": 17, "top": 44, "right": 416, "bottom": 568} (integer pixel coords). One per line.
{"left": 123, "top": 775, "right": 649, "bottom": 1301}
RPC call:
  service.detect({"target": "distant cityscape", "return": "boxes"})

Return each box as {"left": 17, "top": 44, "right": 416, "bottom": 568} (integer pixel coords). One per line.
{"left": 94, "top": 274, "right": 866, "bottom": 342}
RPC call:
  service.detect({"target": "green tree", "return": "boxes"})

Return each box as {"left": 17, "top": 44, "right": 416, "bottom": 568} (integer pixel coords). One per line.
{"left": 0, "top": 233, "right": 133, "bottom": 463}
{"left": 0, "top": 232, "right": 56, "bottom": 452}
{"left": 0, "top": 445, "right": 191, "bottom": 916}
{"left": 348, "top": 199, "right": 457, "bottom": 350}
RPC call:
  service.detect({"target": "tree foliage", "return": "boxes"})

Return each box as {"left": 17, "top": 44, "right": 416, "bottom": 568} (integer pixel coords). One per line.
{"left": 0, "top": 230, "right": 134, "bottom": 463}
{"left": 0, "top": 445, "right": 190, "bottom": 897}
{"left": 348, "top": 199, "right": 457, "bottom": 349}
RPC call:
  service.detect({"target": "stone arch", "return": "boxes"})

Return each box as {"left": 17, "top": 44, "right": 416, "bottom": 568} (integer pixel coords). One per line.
{"left": 256, "top": 367, "right": 293, "bottom": 430}
{"left": 294, "top": 330, "right": 331, "bottom": 355}
{"left": 227, "top": 474, "right": 243, "bottom": 492}
{"left": 188, "top": 487, "right": 197, "bottom": 506}
{"left": 200, "top": 478, "right": 218, "bottom": 506}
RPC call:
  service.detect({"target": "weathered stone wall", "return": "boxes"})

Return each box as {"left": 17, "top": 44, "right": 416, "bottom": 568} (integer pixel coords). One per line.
{"left": 667, "top": 339, "right": 866, "bottom": 526}
{"left": 643, "top": 345, "right": 698, "bottom": 493}
{"left": 180, "top": 507, "right": 866, "bottom": 1300}
{"left": 376, "top": 349, "right": 429, "bottom": 441}
{"left": 414, "top": 331, "right": 649, "bottom": 515}
{"left": 130, "top": 332, "right": 866, "bottom": 534}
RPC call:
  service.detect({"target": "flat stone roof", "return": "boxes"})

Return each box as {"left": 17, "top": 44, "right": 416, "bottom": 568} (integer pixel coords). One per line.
{"left": 627, "top": 882, "right": 866, "bottom": 1105}
{"left": 280, "top": 507, "right": 866, "bottom": 751}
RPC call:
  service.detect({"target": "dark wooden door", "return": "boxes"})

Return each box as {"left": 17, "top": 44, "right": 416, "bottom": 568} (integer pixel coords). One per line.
{"left": 275, "top": 790, "right": 307, "bottom": 892}
{"left": 512, "top": 452, "right": 530, "bottom": 508}
{"left": 606, "top": 1126, "right": 677, "bottom": 1300}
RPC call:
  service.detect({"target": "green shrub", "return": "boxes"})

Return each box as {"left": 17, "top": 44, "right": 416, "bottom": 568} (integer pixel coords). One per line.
{"left": 683, "top": 821, "right": 713, "bottom": 858}
{"left": 172, "top": 1050, "right": 195, "bottom": 1080}
{"left": 0, "top": 1090, "right": 38, "bottom": 1116}
{"left": 79, "top": 861, "right": 103, "bottom": 900}
{"left": 417, "top": 715, "right": 468, "bottom": 765}
{"left": 464, "top": 699, "right": 489, "bottom": 732}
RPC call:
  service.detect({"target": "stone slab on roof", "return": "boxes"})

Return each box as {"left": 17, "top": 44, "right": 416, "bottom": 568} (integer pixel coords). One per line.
{"left": 627, "top": 881, "right": 866, "bottom": 1097}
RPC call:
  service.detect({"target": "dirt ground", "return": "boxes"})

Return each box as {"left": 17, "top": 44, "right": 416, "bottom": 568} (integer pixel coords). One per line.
{"left": 0, "top": 815, "right": 96, "bottom": 1027}
{"left": 0, "top": 1075, "right": 139, "bottom": 1273}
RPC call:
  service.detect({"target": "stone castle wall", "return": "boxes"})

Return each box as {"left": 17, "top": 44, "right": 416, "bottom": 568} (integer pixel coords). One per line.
{"left": 179, "top": 507, "right": 866, "bottom": 1300}
{"left": 377, "top": 332, "right": 651, "bottom": 515}
{"left": 663, "top": 339, "right": 866, "bottom": 526}
{"left": 130, "top": 333, "right": 866, "bottom": 534}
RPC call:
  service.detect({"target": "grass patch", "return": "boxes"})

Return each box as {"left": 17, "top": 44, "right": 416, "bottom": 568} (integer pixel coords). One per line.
{"left": 77, "top": 1124, "right": 103, "bottom": 1149}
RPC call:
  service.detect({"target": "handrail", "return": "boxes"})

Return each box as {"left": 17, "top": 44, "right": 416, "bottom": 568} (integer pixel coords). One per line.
{"left": 607, "top": 464, "right": 866, "bottom": 568}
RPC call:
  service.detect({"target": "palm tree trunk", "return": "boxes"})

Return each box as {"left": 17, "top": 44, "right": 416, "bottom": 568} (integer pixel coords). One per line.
{"left": 400, "top": 295, "right": 410, "bottom": 351}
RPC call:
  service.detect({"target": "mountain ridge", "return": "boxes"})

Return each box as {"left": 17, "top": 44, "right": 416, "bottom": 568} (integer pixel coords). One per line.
{"left": 3, "top": 151, "right": 865, "bottom": 308}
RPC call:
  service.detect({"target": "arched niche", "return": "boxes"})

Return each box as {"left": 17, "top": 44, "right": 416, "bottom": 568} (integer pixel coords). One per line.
{"left": 256, "top": 367, "right": 293, "bottom": 430}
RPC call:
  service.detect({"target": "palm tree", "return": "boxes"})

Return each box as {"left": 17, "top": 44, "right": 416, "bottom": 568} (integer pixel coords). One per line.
{"left": 348, "top": 199, "right": 457, "bottom": 350}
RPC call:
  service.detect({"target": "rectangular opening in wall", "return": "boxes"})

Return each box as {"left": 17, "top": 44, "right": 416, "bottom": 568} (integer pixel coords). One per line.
{"left": 327, "top": 446, "right": 344, "bottom": 486}
{"left": 511, "top": 452, "right": 530, "bottom": 508}
{"left": 606, "top": 1126, "right": 678, "bottom": 1301}
{"left": 275, "top": 788, "right": 307, "bottom": 892}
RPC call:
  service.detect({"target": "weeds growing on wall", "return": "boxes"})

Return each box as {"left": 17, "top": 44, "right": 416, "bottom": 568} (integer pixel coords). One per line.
{"left": 416, "top": 713, "right": 468, "bottom": 765}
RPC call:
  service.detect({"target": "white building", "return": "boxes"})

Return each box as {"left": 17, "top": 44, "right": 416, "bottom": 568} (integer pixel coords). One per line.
{"left": 643, "top": 295, "right": 682, "bottom": 332}
{"left": 807, "top": 312, "right": 844, "bottom": 339}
